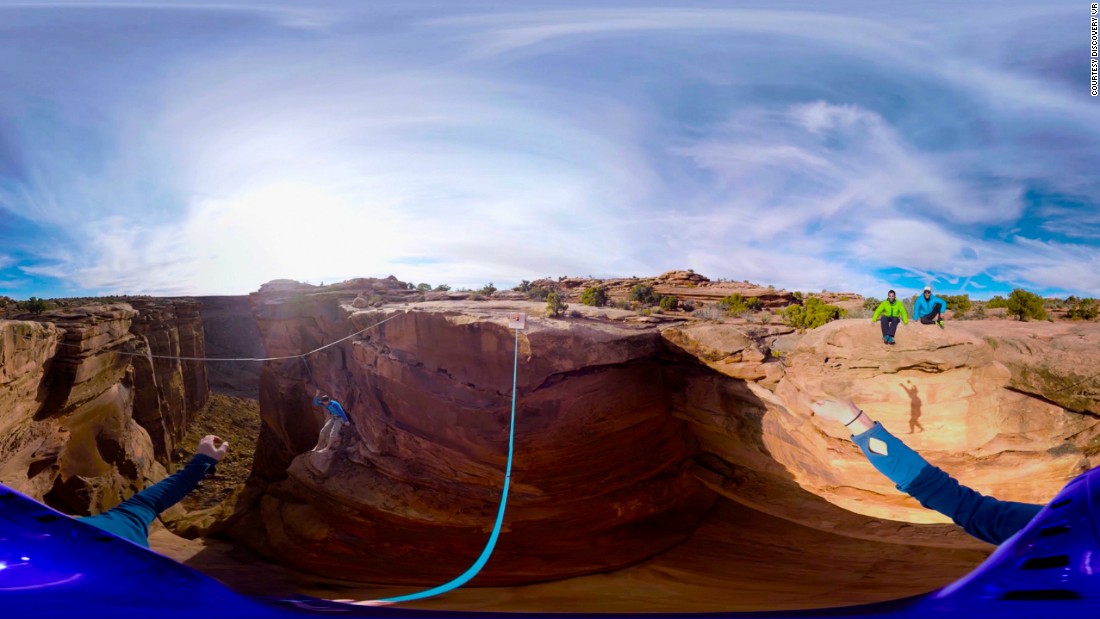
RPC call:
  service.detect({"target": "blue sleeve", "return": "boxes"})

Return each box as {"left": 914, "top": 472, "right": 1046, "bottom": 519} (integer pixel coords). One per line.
{"left": 313, "top": 396, "right": 323, "bottom": 406}
{"left": 852, "top": 422, "right": 1042, "bottom": 545}
{"left": 937, "top": 296, "right": 947, "bottom": 313}
{"left": 903, "top": 465, "right": 1042, "bottom": 545}
{"left": 130, "top": 454, "right": 218, "bottom": 514}
{"left": 851, "top": 422, "right": 930, "bottom": 489}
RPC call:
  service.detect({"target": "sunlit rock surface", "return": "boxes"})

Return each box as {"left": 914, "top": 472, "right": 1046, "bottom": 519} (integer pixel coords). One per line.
{"left": 231, "top": 279, "right": 1100, "bottom": 600}
{"left": 0, "top": 301, "right": 209, "bottom": 515}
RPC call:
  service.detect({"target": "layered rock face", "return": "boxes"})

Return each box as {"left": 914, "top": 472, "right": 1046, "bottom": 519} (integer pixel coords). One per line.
{"left": 239, "top": 280, "right": 1100, "bottom": 592}
{"left": 128, "top": 299, "right": 209, "bottom": 459}
{"left": 239, "top": 286, "right": 715, "bottom": 585}
{"left": 672, "top": 319, "right": 1100, "bottom": 552}
{"left": 0, "top": 301, "right": 209, "bottom": 516}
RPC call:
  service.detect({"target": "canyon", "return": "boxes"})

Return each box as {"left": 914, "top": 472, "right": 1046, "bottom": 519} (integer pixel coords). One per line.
{"left": 2, "top": 275, "right": 1098, "bottom": 612}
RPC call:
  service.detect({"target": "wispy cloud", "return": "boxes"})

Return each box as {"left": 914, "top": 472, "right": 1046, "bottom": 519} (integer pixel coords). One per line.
{"left": 0, "top": 1, "right": 1096, "bottom": 298}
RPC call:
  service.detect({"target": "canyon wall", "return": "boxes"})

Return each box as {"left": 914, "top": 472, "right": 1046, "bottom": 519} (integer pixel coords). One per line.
{"left": 0, "top": 300, "right": 209, "bottom": 516}
{"left": 235, "top": 280, "right": 1100, "bottom": 587}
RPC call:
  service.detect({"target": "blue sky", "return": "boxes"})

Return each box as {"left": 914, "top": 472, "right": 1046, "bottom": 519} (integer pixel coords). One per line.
{"left": 0, "top": 1, "right": 1097, "bottom": 300}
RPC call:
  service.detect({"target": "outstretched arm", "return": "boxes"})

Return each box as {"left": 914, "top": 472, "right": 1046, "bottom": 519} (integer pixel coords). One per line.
{"left": 810, "top": 401, "right": 1042, "bottom": 545}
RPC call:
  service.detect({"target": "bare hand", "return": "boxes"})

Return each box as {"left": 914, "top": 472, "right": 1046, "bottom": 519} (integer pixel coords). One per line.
{"left": 809, "top": 399, "right": 862, "bottom": 425}
{"left": 197, "top": 434, "right": 229, "bottom": 462}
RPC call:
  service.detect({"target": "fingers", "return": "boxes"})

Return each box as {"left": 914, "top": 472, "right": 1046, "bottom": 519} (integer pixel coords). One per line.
{"left": 217, "top": 440, "right": 230, "bottom": 456}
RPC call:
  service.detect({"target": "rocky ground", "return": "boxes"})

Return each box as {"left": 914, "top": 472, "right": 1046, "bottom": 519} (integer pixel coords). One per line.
{"left": 173, "top": 394, "right": 261, "bottom": 511}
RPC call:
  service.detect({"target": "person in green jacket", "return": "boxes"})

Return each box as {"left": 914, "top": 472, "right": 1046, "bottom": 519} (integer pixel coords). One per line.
{"left": 871, "top": 289, "right": 908, "bottom": 345}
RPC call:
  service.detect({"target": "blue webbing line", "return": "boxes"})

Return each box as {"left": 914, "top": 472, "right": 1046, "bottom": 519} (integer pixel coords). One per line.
{"left": 376, "top": 326, "right": 520, "bottom": 603}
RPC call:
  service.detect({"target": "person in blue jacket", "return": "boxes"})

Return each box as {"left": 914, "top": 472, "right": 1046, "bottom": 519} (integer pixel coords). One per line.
{"left": 312, "top": 388, "right": 350, "bottom": 452}
{"left": 810, "top": 399, "right": 1041, "bottom": 545}
{"left": 913, "top": 285, "right": 947, "bottom": 328}
{"left": 77, "top": 434, "right": 228, "bottom": 547}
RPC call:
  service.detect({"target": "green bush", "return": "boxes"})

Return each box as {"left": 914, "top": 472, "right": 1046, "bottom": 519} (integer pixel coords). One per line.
{"left": 433, "top": 284, "right": 451, "bottom": 292}
{"left": 863, "top": 297, "right": 881, "bottom": 312}
{"left": 783, "top": 297, "right": 844, "bottom": 330}
{"left": 416, "top": 283, "right": 432, "bottom": 292}
{"left": 528, "top": 286, "right": 551, "bottom": 301}
{"left": 17, "top": 297, "right": 49, "bottom": 315}
{"left": 546, "top": 291, "right": 568, "bottom": 317}
{"left": 659, "top": 295, "right": 679, "bottom": 311}
{"left": 746, "top": 296, "right": 762, "bottom": 311}
{"left": 1006, "top": 288, "right": 1047, "bottom": 321}
{"left": 943, "top": 294, "right": 972, "bottom": 315}
{"left": 986, "top": 295, "right": 1008, "bottom": 309}
{"left": 479, "top": 282, "right": 497, "bottom": 295}
{"left": 973, "top": 305, "right": 986, "bottom": 319}
{"left": 580, "top": 287, "right": 609, "bottom": 307}
{"left": 1066, "top": 297, "right": 1098, "bottom": 320}
{"left": 629, "top": 284, "right": 658, "bottom": 305}
{"left": 719, "top": 293, "right": 749, "bottom": 316}
{"left": 513, "top": 280, "right": 533, "bottom": 292}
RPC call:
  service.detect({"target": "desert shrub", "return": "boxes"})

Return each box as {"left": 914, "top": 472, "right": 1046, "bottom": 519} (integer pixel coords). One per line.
{"left": 746, "top": 296, "right": 762, "bottom": 311}
{"left": 580, "top": 287, "right": 609, "bottom": 307}
{"left": 528, "top": 287, "right": 551, "bottom": 301}
{"left": 479, "top": 282, "right": 497, "bottom": 295}
{"left": 637, "top": 307, "right": 652, "bottom": 316}
{"left": 659, "top": 295, "right": 679, "bottom": 311}
{"left": 416, "top": 283, "right": 432, "bottom": 292}
{"left": 513, "top": 280, "right": 533, "bottom": 292}
{"left": 986, "top": 295, "right": 1008, "bottom": 309}
{"left": 783, "top": 297, "right": 844, "bottom": 330}
{"left": 17, "top": 297, "right": 49, "bottom": 314}
{"left": 629, "top": 284, "right": 659, "bottom": 305}
{"left": 760, "top": 312, "right": 773, "bottom": 325}
{"left": 692, "top": 304, "right": 726, "bottom": 321}
{"left": 863, "top": 297, "right": 881, "bottom": 312}
{"left": 546, "top": 291, "right": 568, "bottom": 317}
{"left": 973, "top": 305, "right": 986, "bottom": 319}
{"left": 433, "top": 284, "right": 451, "bottom": 292}
{"left": 1067, "top": 297, "right": 1099, "bottom": 320}
{"left": 568, "top": 309, "right": 583, "bottom": 318}
{"left": 943, "top": 294, "right": 972, "bottom": 315}
{"left": 1006, "top": 288, "right": 1047, "bottom": 321}
{"left": 718, "top": 293, "right": 749, "bottom": 316}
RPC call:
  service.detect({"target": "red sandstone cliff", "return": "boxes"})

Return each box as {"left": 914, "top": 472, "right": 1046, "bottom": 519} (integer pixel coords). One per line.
{"left": 0, "top": 300, "right": 209, "bottom": 515}
{"left": 229, "top": 279, "right": 1100, "bottom": 593}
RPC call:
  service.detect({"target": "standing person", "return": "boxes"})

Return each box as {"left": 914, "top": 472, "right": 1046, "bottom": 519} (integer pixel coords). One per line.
{"left": 913, "top": 285, "right": 947, "bottom": 328}
{"left": 871, "top": 289, "right": 908, "bottom": 345}
{"left": 312, "top": 389, "right": 350, "bottom": 453}
{"left": 809, "top": 399, "right": 1042, "bottom": 545}
{"left": 77, "top": 435, "right": 228, "bottom": 547}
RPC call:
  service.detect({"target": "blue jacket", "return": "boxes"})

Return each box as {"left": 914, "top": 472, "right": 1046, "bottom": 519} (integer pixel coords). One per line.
{"left": 851, "top": 422, "right": 1042, "bottom": 545}
{"left": 913, "top": 294, "right": 947, "bottom": 320}
{"left": 314, "top": 397, "right": 349, "bottom": 422}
